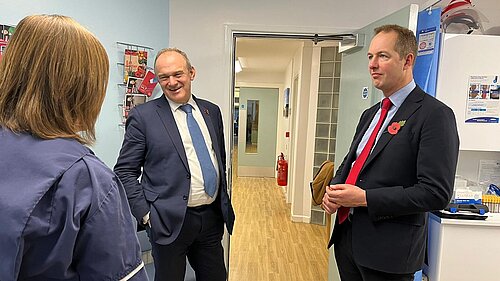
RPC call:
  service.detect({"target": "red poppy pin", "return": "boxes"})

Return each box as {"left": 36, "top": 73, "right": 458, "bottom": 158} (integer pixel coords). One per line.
{"left": 388, "top": 120, "right": 406, "bottom": 135}
{"left": 203, "top": 109, "right": 210, "bottom": 115}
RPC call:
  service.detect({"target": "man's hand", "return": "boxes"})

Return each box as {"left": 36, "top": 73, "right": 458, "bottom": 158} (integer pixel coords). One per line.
{"left": 325, "top": 184, "right": 367, "bottom": 208}
{"left": 143, "top": 212, "right": 151, "bottom": 227}
{"left": 322, "top": 192, "right": 341, "bottom": 215}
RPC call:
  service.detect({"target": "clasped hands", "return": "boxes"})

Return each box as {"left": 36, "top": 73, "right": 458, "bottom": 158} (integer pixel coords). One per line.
{"left": 321, "top": 184, "right": 367, "bottom": 215}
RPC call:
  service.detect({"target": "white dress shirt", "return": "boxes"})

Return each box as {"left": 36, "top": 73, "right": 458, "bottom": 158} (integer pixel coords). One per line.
{"left": 166, "top": 95, "right": 220, "bottom": 207}
{"left": 354, "top": 80, "right": 416, "bottom": 158}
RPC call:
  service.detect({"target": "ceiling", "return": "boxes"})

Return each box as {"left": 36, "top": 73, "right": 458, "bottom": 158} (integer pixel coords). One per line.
{"left": 235, "top": 37, "right": 304, "bottom": 74}
{"left": 235, "top": 37, "right": 340, "bottom": 76}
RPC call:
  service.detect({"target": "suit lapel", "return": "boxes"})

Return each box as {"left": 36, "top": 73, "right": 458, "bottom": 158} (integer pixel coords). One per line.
{"left": 349, "top": 108, "right": 377, "bottom": 159}
{"left": 338, "top": 107, "right": 379, "bottom": 179}
{"left": 363, "top": 87, "right": 425, "bottom": 168}
{"left": 155, "top": 96, "right": 190, "bottom": 172}
{"left": 198, "top": 105, "right": 219, "bottom": 152}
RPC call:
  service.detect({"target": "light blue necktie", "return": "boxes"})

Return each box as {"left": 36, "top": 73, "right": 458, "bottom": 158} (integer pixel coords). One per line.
{"left": 180, "top": 104, "right": 217, "bottom": 197}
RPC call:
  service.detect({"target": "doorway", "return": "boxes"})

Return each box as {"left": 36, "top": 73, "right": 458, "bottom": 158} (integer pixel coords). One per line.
{"left": 228, "top": 34, "right": 343, "bottom": 280}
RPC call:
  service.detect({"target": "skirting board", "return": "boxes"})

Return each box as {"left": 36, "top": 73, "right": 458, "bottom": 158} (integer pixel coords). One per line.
{"left": 291, "top": 214, "right": 310, "bottom": 223}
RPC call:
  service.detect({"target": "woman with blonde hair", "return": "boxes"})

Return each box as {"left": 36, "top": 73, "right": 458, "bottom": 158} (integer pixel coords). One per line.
{"left": 0, "top": 15, "right": 148, "bottom": 280}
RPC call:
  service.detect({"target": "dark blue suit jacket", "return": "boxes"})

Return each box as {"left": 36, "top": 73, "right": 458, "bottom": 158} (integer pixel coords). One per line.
{"left": 328, "top": 86, "right": 459, "bottom": 274}
{"left": 114, "top": 95, "right": 235, "bottom": 245}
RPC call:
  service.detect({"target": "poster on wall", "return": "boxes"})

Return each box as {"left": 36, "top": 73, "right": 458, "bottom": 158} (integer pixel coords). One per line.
{"left": 465, "top": 75, "right": 500, "bottom": 123}
{"left": 417, "top": 27, "right": 436, "bottom": 56}
{"left": 126, "top": 77, "right": 143, "bottom": 94}
{"left": 122, "top": 94, "right": 147, "bottom": 123}
{"left": 123, "top": 49, "right": 148, "bottom": 83}
{"left": 138, "top": 69, "right": 158, "bottom": 97}
{"left": 0, "top": 24, "right": 16, "bottom": 61}
{"left": 283, "top": 88, "right": 290, "bottom": 118}
{"left": 478, "top": 160, "right": 500, "bottom": 187}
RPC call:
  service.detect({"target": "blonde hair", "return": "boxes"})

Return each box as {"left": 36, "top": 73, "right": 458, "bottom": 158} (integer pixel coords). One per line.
{"left": 0, "top": 14, "right": 109, "bottom": 145}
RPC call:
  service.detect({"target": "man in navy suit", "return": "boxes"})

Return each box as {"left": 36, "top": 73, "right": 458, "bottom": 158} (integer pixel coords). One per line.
{"left": 322, "top": 25, "right": 459, "bottom": 281}
{"left": 114, "top": 48, "right": 235, "bottom": 281}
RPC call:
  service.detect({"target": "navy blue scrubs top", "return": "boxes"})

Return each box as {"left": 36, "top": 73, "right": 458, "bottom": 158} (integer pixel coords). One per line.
{"left": 0, "top": 128, "right": 148, "bottom": 281}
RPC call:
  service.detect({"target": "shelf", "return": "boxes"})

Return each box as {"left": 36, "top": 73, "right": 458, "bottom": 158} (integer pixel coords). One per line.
{"left": 117, "top": 41, "right": 154, "bottom": 128}
{"left": 117, "top": 41, "right": 153, "bottom": 50}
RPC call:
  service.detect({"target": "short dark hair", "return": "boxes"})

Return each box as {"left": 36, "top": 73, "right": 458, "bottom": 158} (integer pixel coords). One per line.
{"left": 374, "top": 24, "right": 417, "bottom": 60}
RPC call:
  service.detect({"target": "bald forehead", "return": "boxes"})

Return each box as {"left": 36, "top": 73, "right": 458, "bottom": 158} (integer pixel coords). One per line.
{"left": 155, "top": 51, "right": 190, "bottom": 70}
{"left": 370, "top": 31, "right": 398, "bottom": 53}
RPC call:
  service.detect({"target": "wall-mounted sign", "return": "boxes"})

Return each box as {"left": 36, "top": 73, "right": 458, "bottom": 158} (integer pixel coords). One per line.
{"left": 283, "top": 87, "right": 290, "bottom": 118}
{"left": 361, "top": 87, "right": 369, "bottom": 99}
{"left": 417, "top": 27, "right": 436, "bottom": 56}
{"left": 466, "top": 75, "right": 499, "bottom": 123}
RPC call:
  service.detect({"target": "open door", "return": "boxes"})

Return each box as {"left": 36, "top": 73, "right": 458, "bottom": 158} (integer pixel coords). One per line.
{"left": 329, "top": 4, "right": 419, "bottom": 281}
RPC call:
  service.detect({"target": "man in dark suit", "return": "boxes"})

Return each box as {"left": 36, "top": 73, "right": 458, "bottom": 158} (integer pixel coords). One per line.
{"left": 114, "top": 48, "right": 235, "bottom": 281}
{"left": 322, "top": 25, "right": 459, "bottom": 281}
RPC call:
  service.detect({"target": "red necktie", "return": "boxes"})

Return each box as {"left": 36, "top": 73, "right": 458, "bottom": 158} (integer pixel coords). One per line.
{"left": 337, "top": 98, "right": 393, "bottom": 224}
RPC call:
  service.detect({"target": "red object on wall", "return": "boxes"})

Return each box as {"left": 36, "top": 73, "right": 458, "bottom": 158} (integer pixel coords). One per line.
{"left": 276, "top": 153, "right": 288, "bottom": 186}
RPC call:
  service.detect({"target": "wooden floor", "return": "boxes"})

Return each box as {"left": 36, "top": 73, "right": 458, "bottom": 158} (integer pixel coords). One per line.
{"left": 228, "top": 175, "right": 329, "bottom": 281}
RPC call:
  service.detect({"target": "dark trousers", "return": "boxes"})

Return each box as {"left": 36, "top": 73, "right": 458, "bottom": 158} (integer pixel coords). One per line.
{"left": 334, "top": 220, "right": 415, "bottom": 281}
{"left": 149, "top": 204, "right": 226, "bottom": 281}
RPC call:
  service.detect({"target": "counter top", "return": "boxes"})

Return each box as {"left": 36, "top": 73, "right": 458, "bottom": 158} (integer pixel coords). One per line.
{"left": 429, "top": 211, "right": 500, "bottom": 227}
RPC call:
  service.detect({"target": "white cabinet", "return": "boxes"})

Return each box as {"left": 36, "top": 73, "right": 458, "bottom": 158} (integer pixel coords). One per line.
{"left": 435, "top": 34, "right": 500, "bottom": 152}
{"left": 425, "top": 213, "right": 500, "bottom": 281}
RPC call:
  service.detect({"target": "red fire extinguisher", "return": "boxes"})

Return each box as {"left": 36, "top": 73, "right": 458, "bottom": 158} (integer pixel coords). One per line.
{"left": 276, "top": 153, "right": 288, "bottom": 186}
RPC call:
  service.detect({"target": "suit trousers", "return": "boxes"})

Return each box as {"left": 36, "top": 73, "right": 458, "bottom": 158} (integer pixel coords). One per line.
{"left": 149, "top": 203, "right": 226, "bottom": 281}
{"left": 334, "top": 219, "right": 415, "bottom": 281}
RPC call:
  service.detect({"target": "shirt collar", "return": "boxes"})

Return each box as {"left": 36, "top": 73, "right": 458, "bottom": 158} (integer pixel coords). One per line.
{"left": 163, "top": 95, "right": 197, "bottom": 112}
{"left": 385, "top": 80, "right": 416, "bottom": 109}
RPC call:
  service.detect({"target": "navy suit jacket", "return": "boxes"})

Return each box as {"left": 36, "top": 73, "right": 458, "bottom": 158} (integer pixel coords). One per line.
{"left": 114, "top": 95, "right": 235, "bottom": 245}
{"left": 328, "top": 86, "right": 459, "bottom": 274}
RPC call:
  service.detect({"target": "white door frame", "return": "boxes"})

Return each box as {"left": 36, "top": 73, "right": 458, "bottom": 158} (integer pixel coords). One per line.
{"left": 222, "top": 24, "right": 349, "bottom": 219}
